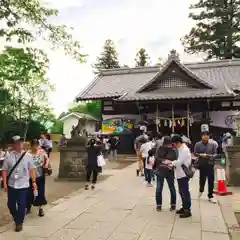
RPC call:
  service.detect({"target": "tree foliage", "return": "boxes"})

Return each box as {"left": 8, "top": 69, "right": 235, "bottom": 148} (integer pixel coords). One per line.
{"left": 156, "top": 57, "right": 164, "bottom": 67}
{"left": 135, "top": 48, "right": 150, "bottom": 67}
{"left": 0, "top": 0, "right": 87, "bottom": 61}
{"left": 50, "top": 120, "right": 63, "bottom": 134}
{"left": 181, "top": 0, "right": 240, "bottom": 60}
{"left": 0, "top": 47, "right": 55, "bottom": 140}
{"left": 93, "top": 39, "right": 120, "bottom": 73}
{"left": 69, "top": 101, "right": 101, "bottom": 119}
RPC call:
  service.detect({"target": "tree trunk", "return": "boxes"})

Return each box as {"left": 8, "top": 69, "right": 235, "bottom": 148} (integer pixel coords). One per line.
{"left": 23, "top": 120, "right": 29, "bottom": 141}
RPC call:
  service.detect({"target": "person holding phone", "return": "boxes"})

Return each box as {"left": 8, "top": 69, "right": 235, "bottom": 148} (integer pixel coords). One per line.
{"left": 194, "top": 132, "right": 217, "bottom": 203}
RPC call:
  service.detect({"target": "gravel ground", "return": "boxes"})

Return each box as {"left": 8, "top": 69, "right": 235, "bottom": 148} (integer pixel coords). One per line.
{"left": 0, "top": 152, "right": 132, "bottom": 227}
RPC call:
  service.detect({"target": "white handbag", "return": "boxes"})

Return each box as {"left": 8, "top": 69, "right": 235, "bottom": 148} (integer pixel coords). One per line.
{"left": 97, "top": 154, "right": 106, "bottom": 167}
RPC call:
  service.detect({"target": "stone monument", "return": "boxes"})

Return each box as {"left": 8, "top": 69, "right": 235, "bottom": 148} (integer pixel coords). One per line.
{"left": 225, "top": 136, "right": 240, "bottom": 186}
{"left": 57, "top": 118, "right": 88, "bottom": 181}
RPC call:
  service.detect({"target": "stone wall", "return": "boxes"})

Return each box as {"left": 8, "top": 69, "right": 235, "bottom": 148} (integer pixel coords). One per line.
{"left": 57, "top": 146, "right": 86, "bottom": 180}
{"left": 226, "top": 145, "right": 240, "bottom": 186}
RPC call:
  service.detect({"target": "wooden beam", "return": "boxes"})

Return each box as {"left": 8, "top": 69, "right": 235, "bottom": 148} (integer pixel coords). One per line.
{"left": 171, "top": 104, "right": 174, "bottom": 133}
{"left": 187, "top": 103, "right": 190, "bottom": 138}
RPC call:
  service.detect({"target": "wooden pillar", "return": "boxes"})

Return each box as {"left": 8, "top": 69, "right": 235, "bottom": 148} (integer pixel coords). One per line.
{"left": 207, "top": 99, "right": 210, "bottom": 120}
{"left": 171, "top": 104, "right": 174, "bottom": 133}
{"left": 156, "top": 103, "right": 159, "bottom": 132}
{"left": 187, "top": 103, "right": 190, "bottom": 138}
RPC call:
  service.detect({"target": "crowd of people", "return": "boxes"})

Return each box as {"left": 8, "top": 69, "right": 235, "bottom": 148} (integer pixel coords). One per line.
{"left": 134, "top": 129, "right": 232, "bottom": 219}
{"left": 0, "top": 129, "right": 233, "bottom": 231}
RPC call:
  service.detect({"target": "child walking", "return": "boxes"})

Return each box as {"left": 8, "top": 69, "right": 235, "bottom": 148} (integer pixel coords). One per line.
{"left": 146, "top": 150, "right": 155, "bottom": 186}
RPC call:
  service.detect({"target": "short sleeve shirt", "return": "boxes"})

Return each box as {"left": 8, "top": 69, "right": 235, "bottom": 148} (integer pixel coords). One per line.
{"left": 2, "top": 151, "right": 35, "bottom": 189}
{"left": 31, "top": 153, "right": 46, "bottom": 178}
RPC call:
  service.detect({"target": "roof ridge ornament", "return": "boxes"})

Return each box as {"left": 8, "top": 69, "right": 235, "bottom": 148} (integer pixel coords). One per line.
{"left": 168, "top": 49, "right": 180, "bottom": 61}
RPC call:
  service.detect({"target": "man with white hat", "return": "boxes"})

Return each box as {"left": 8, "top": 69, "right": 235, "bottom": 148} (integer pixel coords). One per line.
{"left": 2, "top": 136, "right": 37, "bottom": 232}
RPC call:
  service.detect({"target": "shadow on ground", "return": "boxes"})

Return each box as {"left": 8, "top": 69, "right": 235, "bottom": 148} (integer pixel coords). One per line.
{"left": 0, "top": 152, "right": 132, "bottom": 227}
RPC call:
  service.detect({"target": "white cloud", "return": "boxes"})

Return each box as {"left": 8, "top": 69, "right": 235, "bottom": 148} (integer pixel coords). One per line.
{"left": 45, "top": 0, "right": 200, "bottom": 115}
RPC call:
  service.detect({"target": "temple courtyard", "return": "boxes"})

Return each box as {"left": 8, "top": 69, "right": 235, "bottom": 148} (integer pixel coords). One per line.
{"left": 0, "top": 162, "right": 239, "bottom": 240}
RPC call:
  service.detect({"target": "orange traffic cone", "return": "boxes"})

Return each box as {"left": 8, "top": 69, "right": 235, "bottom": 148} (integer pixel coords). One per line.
{"left": 214, "top": 168, "right": 233, "bottom": 196}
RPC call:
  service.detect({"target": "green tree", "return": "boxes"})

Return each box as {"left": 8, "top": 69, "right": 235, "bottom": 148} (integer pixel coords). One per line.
{"left": 135, "top": 48, "right": 150, "bottom": 67}
{"left": 0, "top": 0, "right": 87, "bottom": 61}
{"left": 50, "top": 120, "right": 63, "bottom": 134}
{"left": 0, "top": 47, "right": 55, "bottom": 140}
{"left": 181, "top": 0, "right": 240, "bottom": 60}
{"left": 93, "top": 39, "right": 120, "bottom": 73}
{"left": 69, "top": 101, "right": 101, "bottom": 119}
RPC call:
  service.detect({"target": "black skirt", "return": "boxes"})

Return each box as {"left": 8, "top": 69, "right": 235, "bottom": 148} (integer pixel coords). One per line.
{"left": 28, "top": 176, "right": 47, "bottom": 207}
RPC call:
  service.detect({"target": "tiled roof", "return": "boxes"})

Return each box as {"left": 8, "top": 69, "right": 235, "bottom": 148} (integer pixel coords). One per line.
{"left": 76, "top": 56, "right": 240, "bottom": 101}
{"left": 118, "top": 88, "right": 235, "bottom": 101}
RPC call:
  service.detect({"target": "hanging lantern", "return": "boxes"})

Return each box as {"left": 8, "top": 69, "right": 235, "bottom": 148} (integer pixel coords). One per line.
{"left": 181, "top": 118, "right": 185, "bottom": 126}
{"left": 189, "top": 117, "right": 193, "bottom": 126}
{"left": 173, "top": 120, "right": 176, "bottom": 127}
{"left": 164, "top": 119, "right": 168, "bottom": 126}
{"left": 169, "top": 120, "right": 172, "bottom": 128}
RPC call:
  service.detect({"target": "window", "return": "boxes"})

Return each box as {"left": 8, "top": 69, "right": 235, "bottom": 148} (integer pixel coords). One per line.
{"left": 103, "top": 106, "right": 114, "bottom": 111}
{"left": 103, "top": 101, "right": 113, "bottom": 106}
{"left": 158, "top": 76, "right": 190, "bottom": 88}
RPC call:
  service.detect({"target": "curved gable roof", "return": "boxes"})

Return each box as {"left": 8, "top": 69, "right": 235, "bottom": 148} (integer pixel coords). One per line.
{"left": 76, "top": 51, "right": 240, "bottom": 101}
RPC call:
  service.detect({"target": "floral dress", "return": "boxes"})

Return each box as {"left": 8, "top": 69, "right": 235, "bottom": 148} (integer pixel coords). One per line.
{"left": 27, "top": 153, "right": 47, "bottom": 208}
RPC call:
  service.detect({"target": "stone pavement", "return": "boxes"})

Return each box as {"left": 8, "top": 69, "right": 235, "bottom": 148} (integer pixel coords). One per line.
{"left": 0, "top": 163, "right": 238, "bottom": 240}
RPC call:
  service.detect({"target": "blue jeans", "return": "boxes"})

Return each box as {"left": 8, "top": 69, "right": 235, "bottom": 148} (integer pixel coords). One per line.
{"left": 177, "top": 177, "right": 191, "bottom": 210}
{"left": 7, "top": 187, "right": 28, "bottom": 224}
{"left": 155, "top": 173, "right": 176, "bottom": 206}
{"left": 142, "top": 157, "right": 148, "bottom": 181}
{"left": 146, "top": 169, "right": 153, "bottom": 184}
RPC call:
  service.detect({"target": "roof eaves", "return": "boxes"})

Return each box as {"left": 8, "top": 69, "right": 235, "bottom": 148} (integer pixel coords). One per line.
{"left": 76, "top": 75, "right": 103, "bottom": 101}
{"left": 177, "top": 60, "right": 214, "bottom": 89}
{"left": 59, "top": 112, "right": 98, "bottom": 121}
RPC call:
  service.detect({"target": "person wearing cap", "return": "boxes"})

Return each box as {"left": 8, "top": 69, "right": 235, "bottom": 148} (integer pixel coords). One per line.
{"left": 154, "top": 136, "right": 177, "bottom": 212}
{"left": 2, "top": 136, "right": 37, "bottom": 232}
{"left": 194, "top": 132, "right": 217, "bottom": 203}
{"left": 167, "top": 134, "right": 192, "bottom": 218}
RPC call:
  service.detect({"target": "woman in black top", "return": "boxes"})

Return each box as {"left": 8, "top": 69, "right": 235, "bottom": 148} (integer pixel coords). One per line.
{"left": 154, "top": 136, "right": 177, "bottom": 212}
{"left": 85, "top": 139, "right": 101, "bottom": 190}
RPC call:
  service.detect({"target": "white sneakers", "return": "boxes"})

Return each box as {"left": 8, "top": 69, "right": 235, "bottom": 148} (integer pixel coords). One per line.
{"left": 208, "top": 197, "right": 217, "bottom": 203}
{"left": 199, "top": 192, "right": 218, "bottom": 203}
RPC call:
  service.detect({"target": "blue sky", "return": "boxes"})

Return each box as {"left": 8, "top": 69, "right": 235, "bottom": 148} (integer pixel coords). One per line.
{"left": 46, "top": 0, "right": 201, "bottom": 115}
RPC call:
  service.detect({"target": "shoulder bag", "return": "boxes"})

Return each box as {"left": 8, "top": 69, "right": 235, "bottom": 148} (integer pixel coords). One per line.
{"left": 181, "top": 163, "right": 195, "bottom": 178}
{"left": 7, "top": 151, "right": 27, "bottom": 183}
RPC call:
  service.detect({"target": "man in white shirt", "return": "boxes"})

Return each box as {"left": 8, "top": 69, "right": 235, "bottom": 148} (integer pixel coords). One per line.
{"left": 2, "top": 136, "right": 37, "bottom": 232}
{"left": 168, "top": 135, "right": 192, "bottom": 218}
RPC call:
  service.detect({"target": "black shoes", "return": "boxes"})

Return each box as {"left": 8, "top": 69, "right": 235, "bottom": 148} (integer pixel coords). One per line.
{"left": 84, "top": 185, "right": 89, "bottom": 190}
{"left": 15, "top": 224, "right": 23, "bottom": 232}
{"left": 38, "top": 208, "right": 44, "bottom": 217}
{"left": 156, "top": 205, "right": 162, "bottom": 212}
{"left": 176, "top": 208, "right": 192, "bottom": 218}
{"left": 91, "top": 185, "right": 95, "bottom": 190}
{"left": 170, "top": 205, "right": 176, "bottom": 211}
{"left": 180, "top": 210, "right": 192, "bottom": 218}
{"left": 156, "top": 205, "right": 176, "bottom": 212}
{"left": 176, "top": 208, "right": 185, "bottom": 214}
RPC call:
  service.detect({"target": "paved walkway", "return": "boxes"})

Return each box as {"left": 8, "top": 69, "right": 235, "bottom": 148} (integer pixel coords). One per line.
{"left": 0, "top": 163, "right": 238, "bottom": 240}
